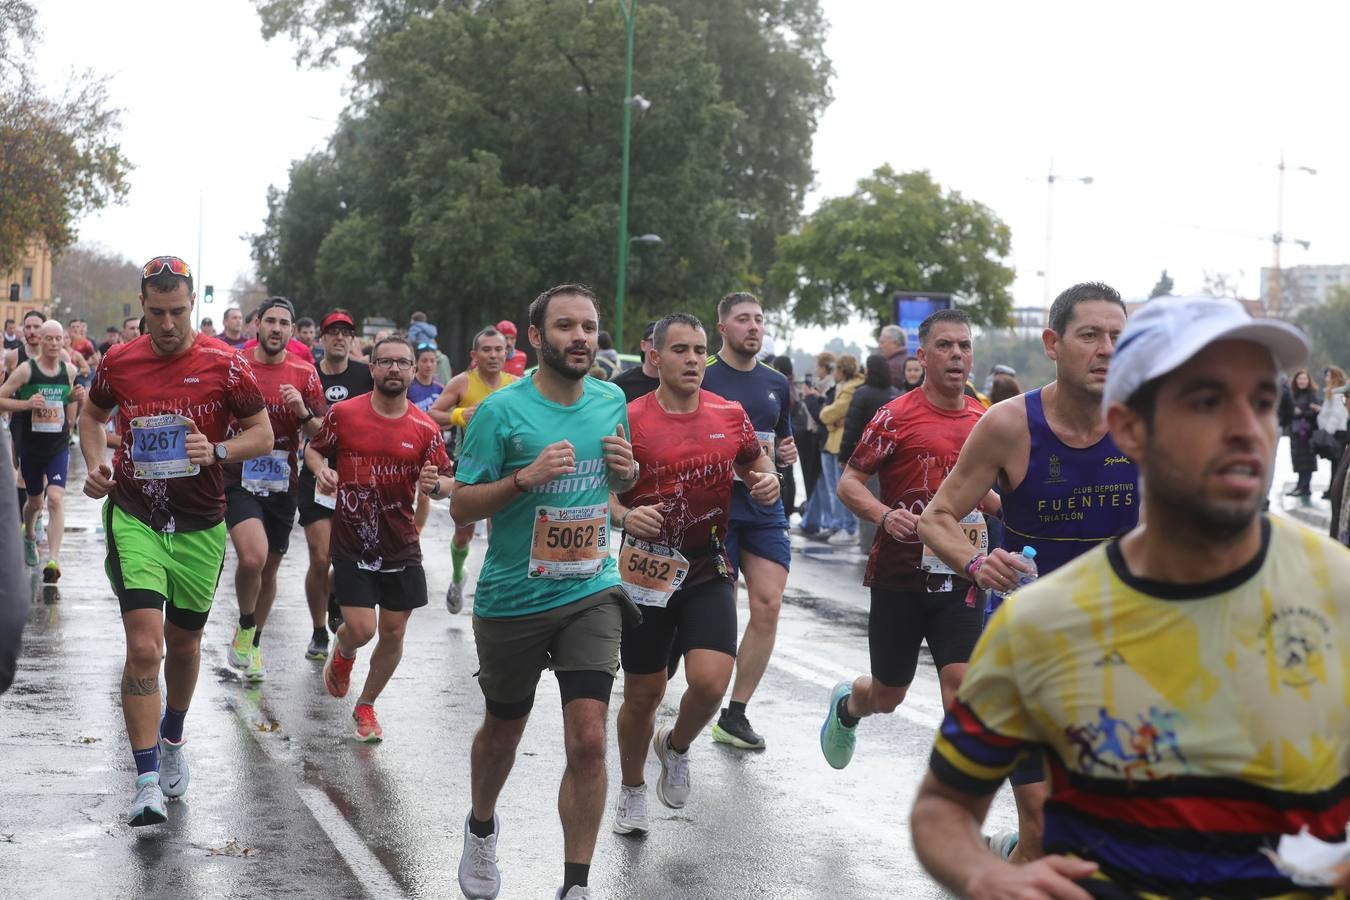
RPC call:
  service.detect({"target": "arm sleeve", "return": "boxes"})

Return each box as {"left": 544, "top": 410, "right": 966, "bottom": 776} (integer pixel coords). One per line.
{"left": 845, "top": 404, "right": 898, "bottom": 476}
{"left": 455, "top": 396, "right": 506, "bottom": 484}
{"left": 428, "top": 428, "right": 454, "bottom": 475}
{"left": 776, "top": 375, "right": 792, "bottom": 440}
{"left": 304, "top": 370, "right": 327, "bottom": 417}
{"left": 735, "top": 410, "right": 762, "bottom": 466}
{"left": 928, "top": 608, "right": 1038, "bottom": 795}
{"left": 225, "top": 352, "right": 266, "bottom": 419}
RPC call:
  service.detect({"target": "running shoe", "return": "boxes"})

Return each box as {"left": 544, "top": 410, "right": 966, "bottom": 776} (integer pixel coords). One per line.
{"left": 245, "top": 645, "right": 265, "bottom": 683}
{"left": 33, "top": 513, "right": 43, "bottom": 546}
{"left": 458, "top": 812, "right": 501, "bottom": 900}
{"left": 305, "top": 632, "right": 329, "bottom": 661}
{"left": 353, "top": 703, "right": 382, "bottom": 742}
{"left": 326, "top": 594, "right": 343, "bottom": 634}
{"left": 23, "top": 538, "right": 36, "bottom": 567}
{"left": 555, "top": 888, "right": 592, "bottom": 899}
{"left": 827, "top": 529, "right": 857, "bottom": 546}
{"left": 820, "top": 680, "right": 857, "bottom": 770}
{"left": 652, "top": 725, "right": 690, "bottom": 809}
{"left": 127, "top": 773, "right": 167, "bottom": 827}
{"left": 612, "top": 783, "right": 649, "bottom": 835}
{"left": 228, "top": 624, "right": 256, "bottom": 669}
{"left": 711, "top": 707, "right": 765, "bottom": 750}
{"left": 445, "top": 579, "right": 464, "bottom": 615}
{"left": 158, "top": 736, "right": 190, "bottom": 798}
{"left": 985, "top": 829, "right": 1019, "bottom": 859}
{"left": 42, "top": 559, "right": 60, "bottom": 583}
{"left": 324, "top": 648, "right": 354, "bottom": 698}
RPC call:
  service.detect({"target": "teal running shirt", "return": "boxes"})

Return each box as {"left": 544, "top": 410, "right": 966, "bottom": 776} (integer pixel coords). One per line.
{"left": 456, "top": 374, "right": 630, "bottom": 618}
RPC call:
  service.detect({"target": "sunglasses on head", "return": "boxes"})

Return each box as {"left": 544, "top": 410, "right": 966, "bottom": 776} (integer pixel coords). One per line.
{"left": 141, "top": 256, "right": 192, "bottom": 280}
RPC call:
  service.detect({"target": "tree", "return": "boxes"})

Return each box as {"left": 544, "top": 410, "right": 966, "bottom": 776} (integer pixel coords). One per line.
{"left": 251, "top": 0, "right": 749, "bottom": 360}
{"left": 1201, "top": 270, "right": 1241, "bottom": 299}
{"left": 1148, "top": 269, "right": 1173, "bottom": 298}
{"left": 769, "top": 166, "right": 1015, "bottom": 328}
{"left": 1296, "top": 286, "right": 1350, "bottom": 374}
{"left": 252, "top": 0, "right": 833, "bottom": 302}
{"left": 0, "top": 2, "right": 131, "bottom": 273}
{"left": 50, "top": 243, "right": 141, "bottom": 329}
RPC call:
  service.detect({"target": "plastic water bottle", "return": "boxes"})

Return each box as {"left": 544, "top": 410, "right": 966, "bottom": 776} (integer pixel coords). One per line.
{"left": 992, "top": 546, "right": 1038, "bottom": 600}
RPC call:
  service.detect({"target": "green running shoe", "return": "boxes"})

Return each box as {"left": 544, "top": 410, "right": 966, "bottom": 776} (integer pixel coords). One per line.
{"left": 23, "top": 538, "right": 37, "bottom": 567}
{"left": 245, "top": 645, "right": 265, "bottom": 683}
{"left": 228, "top": 625, "right": 256, "bottom": 670}
{"left": 820, "top": 680, "right": 857, "bottom": 770}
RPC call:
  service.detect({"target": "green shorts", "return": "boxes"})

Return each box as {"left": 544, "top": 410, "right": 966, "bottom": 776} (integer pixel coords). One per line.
{"left": 104, "top": 501, "right": 226, "bottom": 631}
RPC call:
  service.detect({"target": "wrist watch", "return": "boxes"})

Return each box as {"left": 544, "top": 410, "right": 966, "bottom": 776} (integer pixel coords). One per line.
{"left": 214, "top": 442, "right": 229, "bottom": 463}
{"left": 628, "top": 460, "right": 640, "bottom": 481}
{"left": 428, "top": 479, "right": 441, "bottom": 498}
{"left": 297, "top": 410, "right": 314, "bottom": 424}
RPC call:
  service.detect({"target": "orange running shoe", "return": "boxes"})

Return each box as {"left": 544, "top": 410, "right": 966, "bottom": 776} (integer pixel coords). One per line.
{"left": 324, "top": 648, "right": 355, "bottom": 698}
{"left": 353, "top": 703, "right": 382, "bottom": 742}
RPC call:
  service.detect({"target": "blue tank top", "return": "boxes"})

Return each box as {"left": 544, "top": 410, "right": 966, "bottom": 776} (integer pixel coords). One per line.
{"left": 999, "top": 388, "right": 1139, "bottom": 576}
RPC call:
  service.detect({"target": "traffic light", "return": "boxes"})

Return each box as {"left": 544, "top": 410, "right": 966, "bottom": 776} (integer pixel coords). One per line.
{"left": 204, "top": 284, "right": 214, "bottom": 303}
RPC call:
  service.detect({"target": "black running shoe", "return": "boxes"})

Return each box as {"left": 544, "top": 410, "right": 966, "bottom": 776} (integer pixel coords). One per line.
{"left": 327, "top": 594, "right": 343, "bottom": 634}
{"left": 711, "top": 707, "right": 766, "bottom": 750}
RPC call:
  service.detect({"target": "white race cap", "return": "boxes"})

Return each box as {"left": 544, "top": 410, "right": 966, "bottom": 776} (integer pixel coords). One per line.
{"left": 1103, "top": 296, "right": 1309, "bottom": 409}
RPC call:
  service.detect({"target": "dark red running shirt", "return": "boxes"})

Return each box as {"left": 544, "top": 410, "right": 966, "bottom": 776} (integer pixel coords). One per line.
{"left": 89, "top": 333, "right": 265, "bottom": 532}
{"left": 223, "top": 351, "right": 326, "bottom": 494}
{"left": 847, "top": 387, "right": 985, "bottom": 593}
{"left": 620, "top": 389, "right": 763, "bottom": 585}
{"left": 308, "top": 395, "right": 453, "bottom": 570}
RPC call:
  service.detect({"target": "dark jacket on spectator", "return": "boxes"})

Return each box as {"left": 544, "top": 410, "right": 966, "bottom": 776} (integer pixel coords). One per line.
{"left": 1289, "top": 387, "right": 1321, "bottom": 475}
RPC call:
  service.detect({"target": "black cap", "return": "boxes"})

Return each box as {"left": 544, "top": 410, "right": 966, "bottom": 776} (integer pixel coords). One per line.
{"left": 200, "top": 317, "right": 213, "bottom": 326}
{"left": 642, "top": 320, "right": 657, "bottom": 342}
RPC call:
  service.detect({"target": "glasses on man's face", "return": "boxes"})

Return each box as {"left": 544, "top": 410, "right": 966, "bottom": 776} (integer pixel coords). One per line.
{"left": 323, "top": 327, "right": 355, "bottom": 338}
{"left": 372, "top": 357, "right": 414, "bottom": 371}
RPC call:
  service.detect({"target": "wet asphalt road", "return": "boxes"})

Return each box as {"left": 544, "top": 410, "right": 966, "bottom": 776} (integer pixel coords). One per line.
{"left": 1, "top": 453, "right": 1004, "bottom": 899}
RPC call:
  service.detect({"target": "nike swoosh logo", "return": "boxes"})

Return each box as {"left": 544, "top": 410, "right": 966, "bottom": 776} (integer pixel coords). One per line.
{"left": 167, "top": 779, "right": 182, "bottom": 789}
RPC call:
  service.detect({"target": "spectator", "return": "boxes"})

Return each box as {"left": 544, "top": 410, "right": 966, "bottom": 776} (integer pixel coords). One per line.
{"left": 900, "top": 355, "right": 923, "bottom": 393}
{"left": 839, "top": 354, "right": 899, "bottom": 466}
{"left": 595, "top": 330, "right": 620, "bottom": 379}
{"left": 1315, "top": 367, "right": 1349, "bottom": 482}
{"left": 797, "top": 352, "right": 836, "bottom": 509}
{"left": 772, "top": 355, "right": 803, "bottom": 516}
{"left": 803, "top": 354, "right": 861, "bottom": 543}
{"left": 2, "top": 319, "right": 18, "bottom": 352}
{"left": 199, "top": 316, "right": 216, "bottom": 338}
{"left": 1284, "top": 368, "right": 1320, "bottom": 496}
{"left": 878, "top": 324, "right": 908, "bottom": 391}
{"left": 220, "top": 307, "right": 246, "bottom": 348}
{"left": 989, "top": 372, "right": 1023, "bottom": 405}
{"left": 408, "top": 311, "right": 438, "bottom": 347}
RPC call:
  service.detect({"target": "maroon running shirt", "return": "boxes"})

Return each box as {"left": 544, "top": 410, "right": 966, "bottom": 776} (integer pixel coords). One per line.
{"left": 223, "top": 351, "right": 326, "bottom": 494}
{"left": 89, "top": 333, "right": 265, "bottom": 532}
{"left": 620, "top": 389, "right": 763, "bottom": 585}
{"left": 308, "top": 395, "right": 453, "bottom": 570}
{"left": 847, "top": 388, "right": 986, "bottom": 593}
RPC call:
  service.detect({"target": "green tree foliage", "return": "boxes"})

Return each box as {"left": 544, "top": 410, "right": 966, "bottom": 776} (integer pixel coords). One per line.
{"left": 1296, "top": 286, "right": 1350, "bottom": 374}
{"left": 252, "top": 0, "right": 760, "bottom": 358}
{"left": 0, "top": 1, "right": 131, "bottom": 274}
{"left": 250, "top": 0, "right": 833, "bottom": 344}
{"left": 1148, "top": 269, "right": 1174, "bottom": 298}
{"left": 770, "top": 167, "right": 1015, "bottom": 328}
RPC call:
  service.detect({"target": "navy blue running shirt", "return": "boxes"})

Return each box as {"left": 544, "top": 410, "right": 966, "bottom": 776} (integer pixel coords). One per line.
{"left": 701, "top": 353, "right": 792, "bottom": 525}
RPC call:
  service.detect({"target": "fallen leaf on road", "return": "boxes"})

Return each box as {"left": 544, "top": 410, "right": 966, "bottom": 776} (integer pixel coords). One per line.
{"left": 77, "top": 736, "right": 99, "bottom": 744}
{"left": 204, "top": 840, "right": 257, "bottom": 858}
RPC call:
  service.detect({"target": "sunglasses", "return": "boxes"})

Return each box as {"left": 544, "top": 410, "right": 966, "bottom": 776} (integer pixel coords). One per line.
{"left": 141, "top": 256, "right": 192, "bottom": 280}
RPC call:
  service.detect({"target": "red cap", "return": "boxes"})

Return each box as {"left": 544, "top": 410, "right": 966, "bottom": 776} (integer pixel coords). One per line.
{"left": 495, "top": 319, "right": 518, "bottom": 337}
{"left": 320, "top": 311, "right": 356, "bottom": 332}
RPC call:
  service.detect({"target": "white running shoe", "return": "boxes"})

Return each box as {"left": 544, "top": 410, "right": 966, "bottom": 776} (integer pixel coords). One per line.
{"left": 985, "top": 828, "right": 1019, "bottom": 859}
{"left": 555, "top": 887, "right": 592, "bottom": 899}
{"left": 826, "top": 529, "right": 857, "bottom": 546}
{"left": 457, "top": 812, "right": 501, "bottom": 899}
{"left": 613, "top": 783, "right": 650, "bottom": 835}
{"left": 652, "top": 725, "right": 690, "bottom": 809}
{"left": 128, "top": 773, "right": 167, "bottom": 826}
{"left": 158, "top": 736, "right": 190, "bottom": 798}
{"left": 445, "top": 579, "right": 464, "bottom": 614}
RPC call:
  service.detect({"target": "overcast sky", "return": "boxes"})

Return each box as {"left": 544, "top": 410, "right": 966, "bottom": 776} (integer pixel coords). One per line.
{"left": 33, "top": 0, "right": 1350, "bottom": 351}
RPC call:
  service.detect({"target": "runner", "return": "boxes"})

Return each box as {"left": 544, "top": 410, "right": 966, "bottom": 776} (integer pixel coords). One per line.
{"left": 0, "top": 320, "right": 84, "bottom": 579}
{"left": 220, "top": 306, "right": 247, "bottom": 350}
{"left": 223, "top": 297, "right": 325, "bottom": 680}
{"left": 610, "top": 313, "right": 777, "bottom": 836}
{"left": 496, "top": 319, "right": 529, "bottom": 377}
{"left": 6, "top": 311, "right": 80, "bottom": 526}
{"left": 911, "top": 295, "right": 1350, "bottom": 899}
{"left": 298, "top": 310, "right": 375, "bottom": 659}
{"left": 452, "top": 284, "right": 637, "bottom": 900}
{"left": 699, "top": 291, "right": 797, "bottom": 750}
{"left": 79, "top": 255, "right": 271, "bottom": 827}
{"left": 305, "top": 334, "right": 452, "bottom": 742}
{"left": 907, "top": 282, "right": 1134, "bottom": 863}
{"left": 817, "top": 309, "right": 987, "bottom": 767}
{"left": 428, "top": 326, "right": 516, "bottom": 613}
{"left": 409, "top": 342, "right": 445, "bottom": 533}
{"left": 610, "top": 321, "right": 660, "bottom": 403}
{"left": 1, "top": 318, "right": 18, "bottom": 353}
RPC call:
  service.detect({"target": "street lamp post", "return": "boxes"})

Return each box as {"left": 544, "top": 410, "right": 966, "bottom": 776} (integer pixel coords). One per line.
{"left": 1041, "top": 161, "right": 1094, "bottom": 309}
{"left": 614, "top": 0, "right": 638, "bottom": 349}
{"left": 1269, "top": 153, "right": 1317, "bottom": 318}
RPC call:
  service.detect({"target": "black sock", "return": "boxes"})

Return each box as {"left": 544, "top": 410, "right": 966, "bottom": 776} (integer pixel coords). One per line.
{"left": 837, "top": 694, "right": 860, "bottom": 728}
{"left": 562, "top": 862, "right": 589, "bottom": 893}
{"left": 252, "top": 627, "right": 263, "bottom": 647}
{"left": 313, "top": 626, "right": 328, "bottom": 644}
{"left": 469, "top": 814, "right": 495, "bottom": 838}
{"left": 728, "top": 700, "right": 747, "bottom": 718}
{"left": 667, "top": 734, "right": 689, "bottom": 755}
{"left": 239, "top": 612, "right": 256, "bottom": 630}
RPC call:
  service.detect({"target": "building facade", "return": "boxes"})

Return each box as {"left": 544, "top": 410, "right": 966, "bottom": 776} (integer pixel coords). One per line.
{"left": 1259, "top": 264, "right": 1350, "bottom": 316}
{"left": 2, "top": 242, "right": 54, "bottom": 325}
